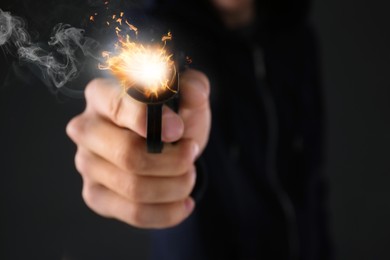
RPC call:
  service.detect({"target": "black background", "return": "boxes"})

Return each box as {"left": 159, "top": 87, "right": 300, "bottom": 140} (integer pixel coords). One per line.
{"left": 312, "top": 0, "right": 390, "bottom": 258}
{"left": 1, "top": 0, "right": 390, "bottom": 259}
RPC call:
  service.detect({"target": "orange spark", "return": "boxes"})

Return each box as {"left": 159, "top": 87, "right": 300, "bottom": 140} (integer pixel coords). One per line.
{"left": 125, "top": 20, "right": 138, "bottom": 35}
{"left": 100, "top": 15, "right": 176, "bottom": 98}
{"left": 100, "top": 41, "right": 176, "bottom": 98}
{"left": 162, "top": 32, "right": 172, "bottom": 42}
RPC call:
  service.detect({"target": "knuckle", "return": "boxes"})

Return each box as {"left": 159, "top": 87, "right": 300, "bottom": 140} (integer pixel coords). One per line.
{"left": 85, "top": 79, "right": 103, "bottom": 102}
{"left": 66, "top": 114, "right": 85, "bottom": 140}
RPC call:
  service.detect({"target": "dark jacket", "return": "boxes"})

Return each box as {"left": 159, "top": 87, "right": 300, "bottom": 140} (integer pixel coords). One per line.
{"left": 149, "top": 1, "right": 331, "bottom": 259}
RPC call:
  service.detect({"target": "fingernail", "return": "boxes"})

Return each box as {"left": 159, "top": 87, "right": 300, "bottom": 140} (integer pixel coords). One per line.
{"left": 185, "top": 197, "right": 195, "bottom": 213}
{"left": 162, "top": 113, "right": 183, "bottom": 141}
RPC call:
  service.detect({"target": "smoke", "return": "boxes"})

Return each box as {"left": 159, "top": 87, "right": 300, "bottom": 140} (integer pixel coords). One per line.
{"left": 0, "top": 9, "right": 29, "bottom": 48}
{"left": 18, "top": 24, "right": 100, "bottom": 89}
{"left": 0, "top": 9, "right": 101, "bottom": 96}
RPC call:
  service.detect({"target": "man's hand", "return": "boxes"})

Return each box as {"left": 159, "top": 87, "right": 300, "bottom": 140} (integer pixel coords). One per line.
{"left": 66, "top": 69, "right": 211, "bottom": 229}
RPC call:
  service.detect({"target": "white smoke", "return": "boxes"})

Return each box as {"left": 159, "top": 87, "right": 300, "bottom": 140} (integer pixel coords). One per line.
{"left": 0, "top": 9, "right": 29, "bottom": 48}
{"left": 0, "top": 9, "right": 101, "bottom": 92}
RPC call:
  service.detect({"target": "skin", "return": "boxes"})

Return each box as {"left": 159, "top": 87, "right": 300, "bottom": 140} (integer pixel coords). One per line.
{"left": 67, "top": 70, "right": 211, "bottom": 228}
{"left": 212, "top": 0, "right": 254, "bottom": 29}
{"left": 67, "top": 0, "right": 254, "bottom": 228}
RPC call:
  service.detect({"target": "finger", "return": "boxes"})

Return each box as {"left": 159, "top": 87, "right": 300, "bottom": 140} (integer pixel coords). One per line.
{"left": 179, "top": 69, "right": 210, "bottom": 111}
{"left": 84, "top": 79, "right": 184, "bottom": 142}
{"left": 75, "top": 148, "right": 196, "bottom": 203}
{"left": 178, "top": 70, "right": 212, "bottom": 150}
{"left": 67, "top": 114, "right": 199, "bottom": 176}
{"left": 82, "top": 181, "right": 195, "bottom": 229}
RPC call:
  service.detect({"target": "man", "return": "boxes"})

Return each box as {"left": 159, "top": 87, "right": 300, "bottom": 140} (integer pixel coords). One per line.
{"left": 67, "top": 0, "right": 331, "bottom": 259}
{"left": 0, "top": 0, "right": 329, "bottom": 259}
